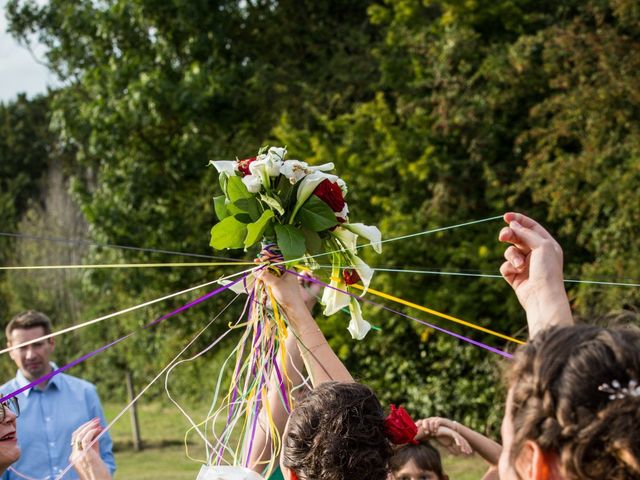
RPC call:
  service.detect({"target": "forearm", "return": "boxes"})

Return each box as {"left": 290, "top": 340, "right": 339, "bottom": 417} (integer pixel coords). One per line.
{"left": 249, "top": 336, "right": 306, "bottom": 472}
{"left": 525, "top": 283, "right": 573, "bottom": 338}
{"left": 283, "top": 302, "right": 353, "bottom": 385}
{"left": 452, "top": 422, "right": 502, "bottom": 465}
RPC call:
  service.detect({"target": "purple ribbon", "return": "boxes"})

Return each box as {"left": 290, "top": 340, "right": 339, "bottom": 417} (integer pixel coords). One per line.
{"left": 0, "top": 275, "right": 247, "bottom": 403}
{"left": 286, "top": 270, "right": 514, "bottom": 359}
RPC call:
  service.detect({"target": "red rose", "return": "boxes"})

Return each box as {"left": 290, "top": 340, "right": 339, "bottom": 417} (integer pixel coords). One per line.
{"left": 237, "top": 157, "right": 257, "bottom": 176}
{"left": 384, "top": 405, "right": 418, "bottom": 445}
{"left": 313, "top": 179, "right": 345, "bottom": 213}
{"left": 343, "top": 269, "right": 361, "bottom": 285}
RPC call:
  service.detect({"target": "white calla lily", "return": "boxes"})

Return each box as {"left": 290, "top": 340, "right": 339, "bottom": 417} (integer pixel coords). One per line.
{"left": 343, "top": 223, "right": 382, "bottom": 253}
{"left": 347, "top": 298, "right": 371, "bottom": 340}
{"left": 219, "top": 273, "right": 256, "bottom": 295}
{"left": 295, "top": 171, "right": 340, "bottom": 204}
{"left": 321, "top": 265, "right": 350, "bottom": 316}
{"left": 280, "top": 160, "right": 310, "bottom": 184}
{"left": 267, "top": 146, "right": 287, "bottom": 161}
{"left": 331, "top": 227, "right": 357, "bottom": 255}
{"left": 209, "top": 160, "right": 237, "bottom": 175}
{"left": 349, "top": 253, "right": 374, "bottom": 293}
{"left": 242, "top": 174, "right": 262, "bottom": 193}
{"left": 250, "top": 155, "right": 282, "bottom": 178}
{"left": 307, "top": 162, "right": 334, "bottom": 172}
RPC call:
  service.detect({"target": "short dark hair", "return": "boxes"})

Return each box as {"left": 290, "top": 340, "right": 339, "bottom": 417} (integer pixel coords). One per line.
{"left": 5, "top": 310, "right": 53, "bottom": 340}
{"left": 282, "top": 381, "right": 391, "bottom": 480}
{"left": 390, "top": 442, "right": 444, "bottom": 479}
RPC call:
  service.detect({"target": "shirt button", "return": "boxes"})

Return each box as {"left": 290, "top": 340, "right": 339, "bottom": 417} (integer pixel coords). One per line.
{"left": 45, "top": 417, "right": 51, "bottom": 422}
{"left": 49, "top": 442, "right": 55, "bottom": 447}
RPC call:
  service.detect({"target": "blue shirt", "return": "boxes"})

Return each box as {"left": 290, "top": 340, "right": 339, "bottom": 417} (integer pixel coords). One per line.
{"left": 1, "top": 366, "right": 116, "bottom": 480}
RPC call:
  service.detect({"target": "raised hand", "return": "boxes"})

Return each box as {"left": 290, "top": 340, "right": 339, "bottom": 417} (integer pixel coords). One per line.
{"left": 498, "top": 212, "right": 573, "bottom": 337}
{"left": 69, "top": 419, "right": 111, "bottom": 480}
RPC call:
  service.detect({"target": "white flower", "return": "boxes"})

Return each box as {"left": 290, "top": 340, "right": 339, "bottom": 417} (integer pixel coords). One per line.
{"left": 295, "top": 171, "right": 340, "bottom": 205}
{"left": 250, "top": 154, "right": 282, "bottom": 178}
{"left": 343, "top": 223, "right": 382, "bottom": 254}
{"left": 280, "top": 160, "right": 310, "bottom": 184}
{"left": 337, "top": 178, "right": 348, "bottom": 196}
{"left": 267, "top": 146, "right": 287, "bottom": 161}
{"left": 308, "top": 162, "right": 334, "bottom": 173}
{"left": 347, "top": 298, "right": 371, "bottom": 340}
{"left": 321, "top": 265, "right": 351, "bottom": 316}
{"left": 219, "top": 274, "right": 256, "bottom": 295}
{"left": 337, "top": 203, "right": 349, "bottom": 221}
{"left": 209, "top": 160, "right": 237, "bottom": 175}
{"left": 350, "top": 253, "right": 374, "bottom": 293}
{"left": 242, "top": 174, "right": 262, "bottom": 193}
{"left": 331, "top": 227, "right": 357, "bottom": 255}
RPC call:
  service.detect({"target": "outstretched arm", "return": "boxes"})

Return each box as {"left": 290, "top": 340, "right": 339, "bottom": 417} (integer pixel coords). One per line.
{"left": 255, "top": 268, "right": 353, "bottom": 385}
{"left": 498, "top": 212, "right": 574, "bottom": 337}
{"left": 418, "top": 417, "right": 502, "bottom": 466}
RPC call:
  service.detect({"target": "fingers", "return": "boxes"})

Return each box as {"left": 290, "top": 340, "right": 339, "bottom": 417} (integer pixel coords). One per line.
{"left": 503, "top": 212, "right": 552, "bottom": 239}
{"left": 499, "top": 261, "right": 520, "bottom": 286}
{"left": 504, "top": 245, "right": 527, "bottom": 270}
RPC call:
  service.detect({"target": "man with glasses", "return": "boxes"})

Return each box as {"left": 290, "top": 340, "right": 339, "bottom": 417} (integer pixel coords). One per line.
{"left": 0, "top": 395, "right": 20, "bottom": 476}
{"left": 1, "top": 311, "right": 115, "bottom": 479}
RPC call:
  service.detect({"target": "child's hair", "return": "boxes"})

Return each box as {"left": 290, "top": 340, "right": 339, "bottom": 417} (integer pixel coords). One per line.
{"left": 281, "top": 381, "right": 391, "bottom": 480}
{"left": 389, "top": 442, "right": 444, "bottom": 479}
{"left": 507, "top": 324, "right": 640, "bottom": 479}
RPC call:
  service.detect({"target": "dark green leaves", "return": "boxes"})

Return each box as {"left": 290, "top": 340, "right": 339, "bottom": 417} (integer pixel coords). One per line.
{"left": 298, "top": 196, "right": 338, "bottom": 231}
{"left": 274, "top": 224, "right": 306, "bottom": 262}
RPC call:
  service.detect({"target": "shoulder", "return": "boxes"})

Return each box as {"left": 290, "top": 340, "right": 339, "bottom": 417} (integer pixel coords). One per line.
{"left": 58, "top": 372, "right": 97, "bottom": 392}
{"left": 0, "top": 376, "right": 19, "bottom": 392}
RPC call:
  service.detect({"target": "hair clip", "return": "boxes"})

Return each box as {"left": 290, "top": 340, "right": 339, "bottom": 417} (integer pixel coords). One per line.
{"left": 598, "top": 379, "right": 640, "bottom": 400}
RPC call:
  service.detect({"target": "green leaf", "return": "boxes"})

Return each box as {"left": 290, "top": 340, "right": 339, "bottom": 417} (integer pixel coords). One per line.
{"left": 259, "top": 193, "right": 285, "bottom": 216}
{"left": 234, "top": 197, "right": 261, "bottom": 221}
{"left": 226, "top": 175, "right": 253, "bottom": 202}
{"left": 209, "top": 215, "right": 248, "bottom": 250}
{"left": 244, "top": 210, "right": 275, "bottom": 248}
{"left": 298, "top": 195, "right": 338, "bottom": 231}
{"left": 274, "top": 224, "right": 306, "bottom": 263}
{"left": 301, "top": 228, "right": 323, "bottom": 255}
{"left": 213, "top": 195, "right": 229, "bottom": 221}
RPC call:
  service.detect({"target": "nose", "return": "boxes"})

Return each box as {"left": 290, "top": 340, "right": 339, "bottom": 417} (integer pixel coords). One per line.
{"left": 1, "top": 406, "right": 17, "bottom": 423}
{"left": 24, "top": 347, "right": 36, "bottom": 360}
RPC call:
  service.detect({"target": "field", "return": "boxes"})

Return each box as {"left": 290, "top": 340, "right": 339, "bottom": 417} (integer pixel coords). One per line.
{"left": 104, "top": 402, "right": 489, "bottom": 480}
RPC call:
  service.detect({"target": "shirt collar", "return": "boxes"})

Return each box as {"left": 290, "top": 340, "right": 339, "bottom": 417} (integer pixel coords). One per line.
{"left": 15, "top": 362, "right": 61, "bottom": 396}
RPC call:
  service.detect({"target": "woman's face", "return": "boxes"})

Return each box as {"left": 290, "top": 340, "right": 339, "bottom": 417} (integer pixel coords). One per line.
{"left": 391, "top": 459, "right": 441, "bottom": 480}
{"left": 0, "top": 404, "right": 20, "bottom": 470}
{"left": 499, "top": 388, "right": 523, "bottom": 480}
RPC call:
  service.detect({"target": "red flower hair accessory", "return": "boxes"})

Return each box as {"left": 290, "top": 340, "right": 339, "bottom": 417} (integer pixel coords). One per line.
{"left": 384, "top": 404, "right": 418, "bottom": 445}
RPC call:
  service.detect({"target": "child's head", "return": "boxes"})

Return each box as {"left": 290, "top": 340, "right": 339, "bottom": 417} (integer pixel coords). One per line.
{"left": 280, "top": 381, "right": 391, "bottom": 480}
{"left": 389, "top": 442, "right": 447, "bottom": 480}
{"left": 499, "top": 324, "right": 640, "bottom": 479}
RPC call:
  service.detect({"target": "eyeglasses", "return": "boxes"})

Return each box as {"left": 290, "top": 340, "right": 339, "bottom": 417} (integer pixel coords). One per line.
{"left": 0, "top": 394, "right": 20, "bottom": 422}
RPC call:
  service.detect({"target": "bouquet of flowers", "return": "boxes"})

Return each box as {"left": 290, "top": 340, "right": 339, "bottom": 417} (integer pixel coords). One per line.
{"left": 209, "top": 146, "right": 382, "bottom": 339}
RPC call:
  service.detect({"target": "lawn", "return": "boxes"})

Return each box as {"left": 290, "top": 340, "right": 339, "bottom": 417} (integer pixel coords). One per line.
{"left": 104, "top": 402, "right": 489, "bottom": 479}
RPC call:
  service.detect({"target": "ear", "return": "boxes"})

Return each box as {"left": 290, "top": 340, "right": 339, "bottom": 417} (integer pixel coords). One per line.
{"left": 516, "top": 440, "right": 554, "bottom": 480}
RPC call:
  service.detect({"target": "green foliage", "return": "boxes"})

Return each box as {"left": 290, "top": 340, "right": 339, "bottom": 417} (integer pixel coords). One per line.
{"left": 2, "top": 0, "right": 638, "bottom": 433}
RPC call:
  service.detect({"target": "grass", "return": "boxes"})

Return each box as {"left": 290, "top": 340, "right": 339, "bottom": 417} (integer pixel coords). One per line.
{"left": 104, "top": 401, "right": 490, "bottom": 479}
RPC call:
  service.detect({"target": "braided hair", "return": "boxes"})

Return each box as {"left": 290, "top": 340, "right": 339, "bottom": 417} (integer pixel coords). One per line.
{"left": 507, "top": 324, "right": 640, "bottom": 479}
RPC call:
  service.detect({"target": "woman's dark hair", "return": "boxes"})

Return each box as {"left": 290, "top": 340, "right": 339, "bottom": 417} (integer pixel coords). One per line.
{"left": 281, "top": 381, "right": 391, "bottom": 480}
{"left": 508, "top": 324, "right": 640, "bottom": 479}
{"left": 389, "top": 442, "right": 444, "bottom": 479}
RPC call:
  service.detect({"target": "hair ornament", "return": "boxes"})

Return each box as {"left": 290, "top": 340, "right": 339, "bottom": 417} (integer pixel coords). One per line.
{"left": 384, "top": 404, "right": 419, "bottom": 445}
{"left": 598, "top": 379, "right": 640, "bottom": 400}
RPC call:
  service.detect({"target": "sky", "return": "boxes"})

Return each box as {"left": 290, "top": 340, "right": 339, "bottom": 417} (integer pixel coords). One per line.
{"left": 0, "top": 0, "right": 55, "bottom": 103}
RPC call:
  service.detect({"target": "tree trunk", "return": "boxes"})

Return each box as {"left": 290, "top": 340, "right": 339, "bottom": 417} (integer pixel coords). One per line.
{"left": 125, "top": 369, "right": 143, "bottom": 451}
